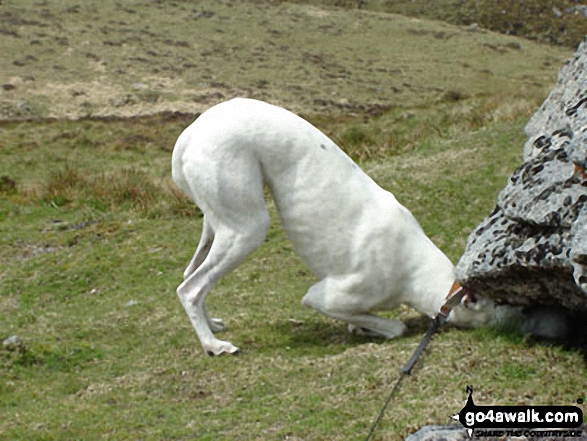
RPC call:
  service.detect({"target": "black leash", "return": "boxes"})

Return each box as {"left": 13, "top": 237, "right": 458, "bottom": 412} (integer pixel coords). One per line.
{"left": 364, "top": 286, "right": 468, "bottom": 441}
{"left": 400, "top": 314, "right": 445, "bottom": 376}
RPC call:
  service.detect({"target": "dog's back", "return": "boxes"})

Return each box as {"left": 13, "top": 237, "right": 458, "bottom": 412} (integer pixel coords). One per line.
{"left": 173, "top": 98, "right": 425, "bottom": 281}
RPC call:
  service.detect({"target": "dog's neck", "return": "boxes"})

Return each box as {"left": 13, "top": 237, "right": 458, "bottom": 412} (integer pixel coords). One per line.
{"left": 401, "top": 241, "right": 457, "bottom": 318}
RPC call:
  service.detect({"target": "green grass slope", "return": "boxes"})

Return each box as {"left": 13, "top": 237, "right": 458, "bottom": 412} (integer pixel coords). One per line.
{"left": 1, "top": 0, "right": 569, "bottom": 120}
{"left": 281, "top": 0, "right": 587, "bottom": 47}
{"left": 1, "top": 0, "right": 585, "bottom": 440}
{"left": 2, "top": 109, "right": 585, "bottom": 441}
{"left": 382, "top": 0, "right": 587, "bottom": 48}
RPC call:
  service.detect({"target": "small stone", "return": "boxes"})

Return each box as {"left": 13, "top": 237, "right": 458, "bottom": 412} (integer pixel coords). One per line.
{"left": 3, "top": 335, "right": 25, "bottom": 352}
{"left": 405, "top": 425, "right": 468, "bottom": 441}
{"left": 405, "top": 424, "right": 587, "bottom": 440}
{"left": 553, "top": 6, "right": 562, "bottom": 17}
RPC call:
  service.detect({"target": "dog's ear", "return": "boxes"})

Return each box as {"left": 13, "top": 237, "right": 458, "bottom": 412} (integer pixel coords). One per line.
{"left": 462, "top": 291, "right": 478, "bottom": 308}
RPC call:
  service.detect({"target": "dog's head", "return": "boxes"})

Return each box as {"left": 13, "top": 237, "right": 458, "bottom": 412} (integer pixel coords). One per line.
{"left": 446, "top": 291, "right": 520, "bottom": 329}
{"left": 446, "top": 291, "right": 497, "bottom": 328}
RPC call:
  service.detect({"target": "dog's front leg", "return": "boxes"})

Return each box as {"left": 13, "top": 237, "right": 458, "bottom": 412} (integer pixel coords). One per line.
{"left": 301, "top": 278, "right": 407, "bottom": 339}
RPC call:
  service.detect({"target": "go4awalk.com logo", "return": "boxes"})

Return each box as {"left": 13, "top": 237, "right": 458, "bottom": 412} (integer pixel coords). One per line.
{"left": 453, "top": 386, "right": 584, "bottom": 438}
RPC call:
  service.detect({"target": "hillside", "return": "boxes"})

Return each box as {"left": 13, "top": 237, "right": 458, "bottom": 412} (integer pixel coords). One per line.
{"left": 1, "top": 1, "right": 585, "bottom": 440}
{"left": 282, "top": 0, "right": 587, "bottom": 47}
{"left": 1, "top": 0, "right": 571, "bottom": 121}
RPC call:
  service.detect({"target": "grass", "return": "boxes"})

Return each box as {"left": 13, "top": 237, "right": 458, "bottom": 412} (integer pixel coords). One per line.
{"left": 284, "top": 0, "right": 587, "bottom": 47}
{"left": 1, "top": 0, "right": 586, "bottom": 440}
{"left": 2, "top": 109, "right": 586, "bottom": 440}
{"left": 1, "top": 0, "right": 570, "bottom": 121}
{"left": 380, "top": 0, "right": 587, "bottom": 48}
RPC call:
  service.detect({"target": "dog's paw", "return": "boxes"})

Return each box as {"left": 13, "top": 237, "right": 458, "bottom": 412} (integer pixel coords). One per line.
{"left": 348, "top": 324, "right": 381, "bottom": 338}
{"left": 209, "top": 317, "right": 227, "bottom": 333}
{"left": 204, "top": 340, "right": 240, "bottom": 356}
{"left": 348, "top": 322, "right": 406, "bottom": 339}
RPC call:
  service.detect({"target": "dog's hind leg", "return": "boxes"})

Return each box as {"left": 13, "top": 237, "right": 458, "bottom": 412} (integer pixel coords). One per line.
{"left": 182, "top": 218, "right": 225, "bottom": 333}
{"left": 301, "top": 278, "right": 407, "bottom": 339}
{"left": 183, "top": 217, "right": 214, "bottom": 280}
{"left": 175, "top": 153, "right": 269, "bottom": 355}
{"left": 177, "top": 224, "right": 268, "bottom": 355}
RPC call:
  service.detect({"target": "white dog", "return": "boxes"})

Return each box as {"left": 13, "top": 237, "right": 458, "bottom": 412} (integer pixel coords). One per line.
{"left": 172, "top": 98, "right": 500, "bottom": 355}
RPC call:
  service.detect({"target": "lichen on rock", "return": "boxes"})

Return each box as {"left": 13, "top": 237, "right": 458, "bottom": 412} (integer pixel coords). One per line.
{"left": 456, "top": 38, "right": 587, "bottom": 311}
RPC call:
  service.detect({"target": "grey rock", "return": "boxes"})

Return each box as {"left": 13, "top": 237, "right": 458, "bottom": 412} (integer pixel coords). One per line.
{"left": 456, "top": 39, "right": 587, "bottom": 313}
{"left": 3, "top": 335, "right": 25, "bottom": 352}
{"left": 524, "top": 38, "right": 587, "bottom": 160}
{"left": 553, "top": 7, "right": 563, "bottom": 18}
{"left": 405, "top": 425, "right": 587, "bottom": 440}
{"left": 565, "top": 5, "right": 587, "bottom": 17}
{"left": 405, "top": 425, "right": 468, "bottom": 441}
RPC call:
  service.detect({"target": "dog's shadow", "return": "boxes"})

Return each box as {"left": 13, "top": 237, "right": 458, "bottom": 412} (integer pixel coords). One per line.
{"left": 274, "top": 315, "right": 433, "bottom": 352}
{"left": 276, "top": 316, "right": 587, "bottom": 366}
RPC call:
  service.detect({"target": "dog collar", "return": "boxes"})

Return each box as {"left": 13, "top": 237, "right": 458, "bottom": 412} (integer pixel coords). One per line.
{"left": 439, "top": 280, "right": 468, "bottom": 318}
